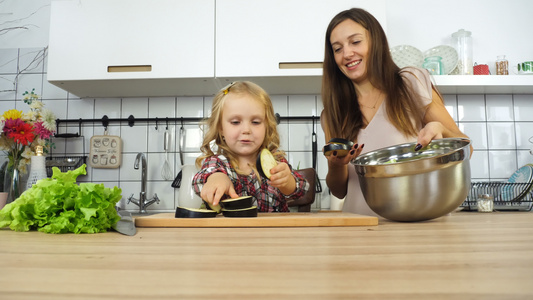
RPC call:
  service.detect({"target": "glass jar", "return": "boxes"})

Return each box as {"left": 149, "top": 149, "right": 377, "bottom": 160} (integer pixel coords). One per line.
{"left": 477, "top": 194, "right": 493, "bottom": 212}
{"left": 496, "top": 55, "right": 509, "bottom": 75}
{"left": 422, "top": 56, "right": 443, "bottom": 75}
{"left": 452, "top": 29, "right": 473, "bottom": 75}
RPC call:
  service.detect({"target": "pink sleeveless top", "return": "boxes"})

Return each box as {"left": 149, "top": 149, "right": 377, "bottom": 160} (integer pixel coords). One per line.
{"left": 343, "top": 67, "right": 433, "bottom": 216}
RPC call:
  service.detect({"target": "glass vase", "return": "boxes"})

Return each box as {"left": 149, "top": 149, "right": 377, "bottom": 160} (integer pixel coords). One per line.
{"left": 4, "top": 160, "right": 22, "bottom": 204}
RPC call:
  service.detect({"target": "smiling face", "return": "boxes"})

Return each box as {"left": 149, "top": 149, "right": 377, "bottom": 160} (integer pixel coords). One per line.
{"left": 221, "top": 93, "right": 266, "bottom": 164}
{"left": 330, "top": 19, "right": 370, "bottom": 83}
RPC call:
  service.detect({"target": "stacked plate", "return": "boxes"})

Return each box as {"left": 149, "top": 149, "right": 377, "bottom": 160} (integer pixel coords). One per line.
{"left": 390, "top": 44, "right": 458, "bottom": 75}
{"left": 501, "top": 164, "right": 533, "bottom": 202}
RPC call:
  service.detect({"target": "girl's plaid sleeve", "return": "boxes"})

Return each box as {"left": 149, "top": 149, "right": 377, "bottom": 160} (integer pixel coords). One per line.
{"left": 192, "top": 156, "right": 230, "bottom": 195}
{"left": 280, "top": 158, "right": 309, "bottom": 200}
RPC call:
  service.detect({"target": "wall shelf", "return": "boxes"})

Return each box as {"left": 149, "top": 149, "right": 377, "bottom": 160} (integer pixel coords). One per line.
{"left": 433, "top": 75, "right": 533, "bottom": 94}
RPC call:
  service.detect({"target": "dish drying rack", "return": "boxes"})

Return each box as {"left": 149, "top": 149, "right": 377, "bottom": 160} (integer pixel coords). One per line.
{"left": 461, "top": 181, "right": 533, "bottom": 211}
{"left": 45, "top": 156, "right": 87, "bottom": 177}
{"left": 45, "top": 127, "right": 87, "bottom": 177}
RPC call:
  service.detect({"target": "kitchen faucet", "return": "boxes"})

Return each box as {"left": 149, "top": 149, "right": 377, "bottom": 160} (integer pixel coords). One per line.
{"left": 128, "top": 152, "right": 160, "bottom": 214}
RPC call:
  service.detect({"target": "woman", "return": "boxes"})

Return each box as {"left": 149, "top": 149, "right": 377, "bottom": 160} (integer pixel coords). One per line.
{"left": 321, "top": 8, "right": 471, "bottom": 216}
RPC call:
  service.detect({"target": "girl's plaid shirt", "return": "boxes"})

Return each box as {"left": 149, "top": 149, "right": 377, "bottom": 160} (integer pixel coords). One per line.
{"left": 192, "top": 155, "right": 308, "bottom": 212}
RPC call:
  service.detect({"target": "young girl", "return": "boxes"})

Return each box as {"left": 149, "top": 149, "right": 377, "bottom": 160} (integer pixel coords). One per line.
{"left": 192, "top": 81, "right": 308, "bottom": 212}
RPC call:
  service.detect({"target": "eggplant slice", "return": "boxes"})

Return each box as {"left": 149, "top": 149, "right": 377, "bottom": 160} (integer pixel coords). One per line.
{"left": 220, "top": 196, "right": 254, "bottom": 210}
{"left": 222, "top": 206, "right": 258, "bottom": 218}
{"left": 175, "top": 206, "right": 218, "bottom": 218}
{"left": 257, "top": 148, "right": 277, "bottom": 178}
{"left": 323, "top": 138, "right": 354, "bottom": 156}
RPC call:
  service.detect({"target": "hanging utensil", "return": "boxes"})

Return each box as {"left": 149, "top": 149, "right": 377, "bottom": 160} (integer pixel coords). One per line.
{"left": 161, "top": 121, "right": 173, "bottom": 180}
{"left": 171, "top": 119, "right": 185, "bottom": 188}
{"left": 312, "top": 116, "right": 322, "bottom": 193}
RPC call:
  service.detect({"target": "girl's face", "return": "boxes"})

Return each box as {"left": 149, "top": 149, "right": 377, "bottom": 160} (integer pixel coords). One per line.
{"left": 330, "top": 19, "right": 370, "bottom": 83}
{"left": 221, "top": 93, "right": 266, "bottom": 161}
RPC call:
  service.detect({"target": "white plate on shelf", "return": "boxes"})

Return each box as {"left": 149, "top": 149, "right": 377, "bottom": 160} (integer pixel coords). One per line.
{"left": 390, "top": 45, "right": 424, "bottom": 69}
{"left": 423, "top": 45, "right": 458, "bottom": 75}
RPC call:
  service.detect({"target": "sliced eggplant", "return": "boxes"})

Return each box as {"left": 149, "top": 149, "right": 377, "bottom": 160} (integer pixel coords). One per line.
{"left": 222, "top": 206, "right": 258, "bottom": 218}
{"left": 328, "top": 138, "right": 354, "bottom": 146}
{"left": 323, "top": 138, "right": 355, "bottom": 156}
{"left": 202, "top": 200, "right": 222, "bottom": 213}
{"left": 323, "top": 143, "right": 351, "bottom": 156}
{"left": 220, "top": 196, "right": 254, "bottom": 210}
{"left": 256, "top": 148, "right": 277, "bottom": 178}
{"left": 175, "top": 206, "right": 218, "bottom": 218}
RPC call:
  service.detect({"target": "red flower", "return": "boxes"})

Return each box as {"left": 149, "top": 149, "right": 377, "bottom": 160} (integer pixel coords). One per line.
{"left": 33, "top": 121, "right": 53, "bottom": 139}
{"left": 6, "top": 120, "right": 35, "bottom": 146}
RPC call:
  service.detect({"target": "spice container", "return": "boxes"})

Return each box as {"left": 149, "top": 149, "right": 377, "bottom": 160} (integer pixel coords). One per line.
{"left": 452, "top": 29, "right": 473, "bottom": 75}
{"left": 496, "top": 55, "right": 509, "bottom": 75}
{"left": 477, "top": 194, "right": 494, "bottom": 212}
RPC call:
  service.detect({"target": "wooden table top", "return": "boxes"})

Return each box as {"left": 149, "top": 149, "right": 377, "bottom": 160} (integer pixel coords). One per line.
{"left": 1, "top": 211, "right": 532, "bottom": 299}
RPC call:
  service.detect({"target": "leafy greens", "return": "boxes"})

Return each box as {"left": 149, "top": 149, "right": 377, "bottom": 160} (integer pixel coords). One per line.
{"left": 0, "top": 164, "right": 122, "bottom": 234}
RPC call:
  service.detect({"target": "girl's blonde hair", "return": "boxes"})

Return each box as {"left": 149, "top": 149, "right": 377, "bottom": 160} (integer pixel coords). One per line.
{"left": 195, "top": 81, "right": 284, "bottom": 175}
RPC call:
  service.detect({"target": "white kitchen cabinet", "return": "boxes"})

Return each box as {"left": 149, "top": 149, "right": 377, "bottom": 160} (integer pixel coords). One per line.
{"left": 215, "top": 0, "right": 386, "bottom": 93}
{"left": 47, "top": 0, "right": 217, "bottom": 98}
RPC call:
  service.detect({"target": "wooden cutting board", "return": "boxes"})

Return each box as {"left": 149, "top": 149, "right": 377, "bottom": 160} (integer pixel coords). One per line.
{"left": 135, "top": 212, "right": 378, "bottom": 228}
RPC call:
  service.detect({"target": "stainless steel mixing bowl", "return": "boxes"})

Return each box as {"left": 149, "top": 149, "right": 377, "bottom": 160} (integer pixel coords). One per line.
{"left": 351, "top": 138, "right": 471, "bottom": 222}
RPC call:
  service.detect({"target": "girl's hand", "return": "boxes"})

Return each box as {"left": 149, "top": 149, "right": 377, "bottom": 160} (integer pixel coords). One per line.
{"left": 324, "top": 143, "right": 364, "bottom": 167}
{"left": 268, "top": 162, "right": 296, "bottom": 195}
{"left": 200, "top": 172, "right": 239, "bottom": 205}
{"left": 415, "top": 121, "right": 444, "bottom": 150}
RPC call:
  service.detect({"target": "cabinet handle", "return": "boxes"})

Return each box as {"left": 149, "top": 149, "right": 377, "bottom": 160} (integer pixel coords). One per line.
{"left": 107, "top": 65, "right": 152, "bottom": 72}
{"left": 279, "top": 62, "right": 323, "bottom": 69}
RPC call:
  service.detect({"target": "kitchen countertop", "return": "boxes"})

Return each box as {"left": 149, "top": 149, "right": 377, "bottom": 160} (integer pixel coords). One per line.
{"left": 1, "top": 211, "right": 532, "bottom": 299}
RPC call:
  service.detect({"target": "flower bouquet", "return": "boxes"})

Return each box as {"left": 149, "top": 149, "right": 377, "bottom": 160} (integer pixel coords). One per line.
{"left": 0, "top": 89, "right": 56, "bottom": 203}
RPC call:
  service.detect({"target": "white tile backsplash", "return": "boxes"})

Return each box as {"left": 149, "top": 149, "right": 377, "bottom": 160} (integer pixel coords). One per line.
{"left": 122, "top": 98, "right": 148, "bottom": 118}
{"left": 487, "top": 122, "right": 516, "bottom": 150}
{"left": 3, "top": 47, "right": 533, "bottom": 213}
{"left": 0, "top": 75, "right": 17, "bottom": 100}
{"left": 488, "top": 150, "right": 517, "bottom": 180}
{"left": 486, "top": 94, "right": 514, "bottom": 121}
{"left": 95, "top": 98, "right": 121, "bottom": 118}
{"left": 288, "top": 95, "right": 317, "bottom": 117}
{"left": 16, "top": 73, "right": 43, "bottom": 100}
{"left": 514, "top": 94, "right": 533, "bottom": 121}
{"left": 459, "top": 122, "right": 488, "bottom": 150}
{"left": 458, "top": 94, "right": 485, "bottom": 121}
{"left": 0, "top": 49, "right": 19, "bottom": 74}
{"left": 443, "top": 94, "right": 458, "bottom": 121}
{"left": 17, "top": 48, "right": 46, "bottom": 74}
{"left": 470, "top": 150, "right": 489, "bottom": 179}
{"left": 515, "top": 122, "right": 533, "bottom": 149}
{"left": 177, "top": 96, "right": 204, "bottom": 117}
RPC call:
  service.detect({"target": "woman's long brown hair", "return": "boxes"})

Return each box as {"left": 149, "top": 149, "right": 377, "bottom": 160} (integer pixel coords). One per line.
{"left": 321, "top": 8, "right": 429, "bottom": 142}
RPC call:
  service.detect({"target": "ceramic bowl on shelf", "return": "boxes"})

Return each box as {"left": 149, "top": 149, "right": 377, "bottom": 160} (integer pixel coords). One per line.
{"left": 390, "top": 45, "right": 424, "bottom": 69}
{"left": 423, "top": 45, "right": 458, "bottom": 75}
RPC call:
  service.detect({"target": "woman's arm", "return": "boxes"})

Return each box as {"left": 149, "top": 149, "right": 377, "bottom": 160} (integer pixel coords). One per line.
{"left": 321, "top": 111, "right": 362, "bottom": 199}
{"left": 417, "top": 88, "right": 473, "bottom": 154}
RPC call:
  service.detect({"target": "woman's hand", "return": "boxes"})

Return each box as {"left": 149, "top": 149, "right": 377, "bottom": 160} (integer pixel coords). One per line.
{"left": 415, "top": 121, "right": 444, "bottom": 150}
{"left": 200, "top": 172, "right": 239, "bottom": 205}
{"left": 268, "top": 162, "right": 296, "bottom": 195}
{"left": 325, "top": 143, "right": 364, "bottom": 167}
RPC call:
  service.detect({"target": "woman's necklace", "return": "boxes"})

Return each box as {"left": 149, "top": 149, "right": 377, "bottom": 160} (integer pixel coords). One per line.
{"left": 359, "top": 91, "right": 383, "bottom": 110}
